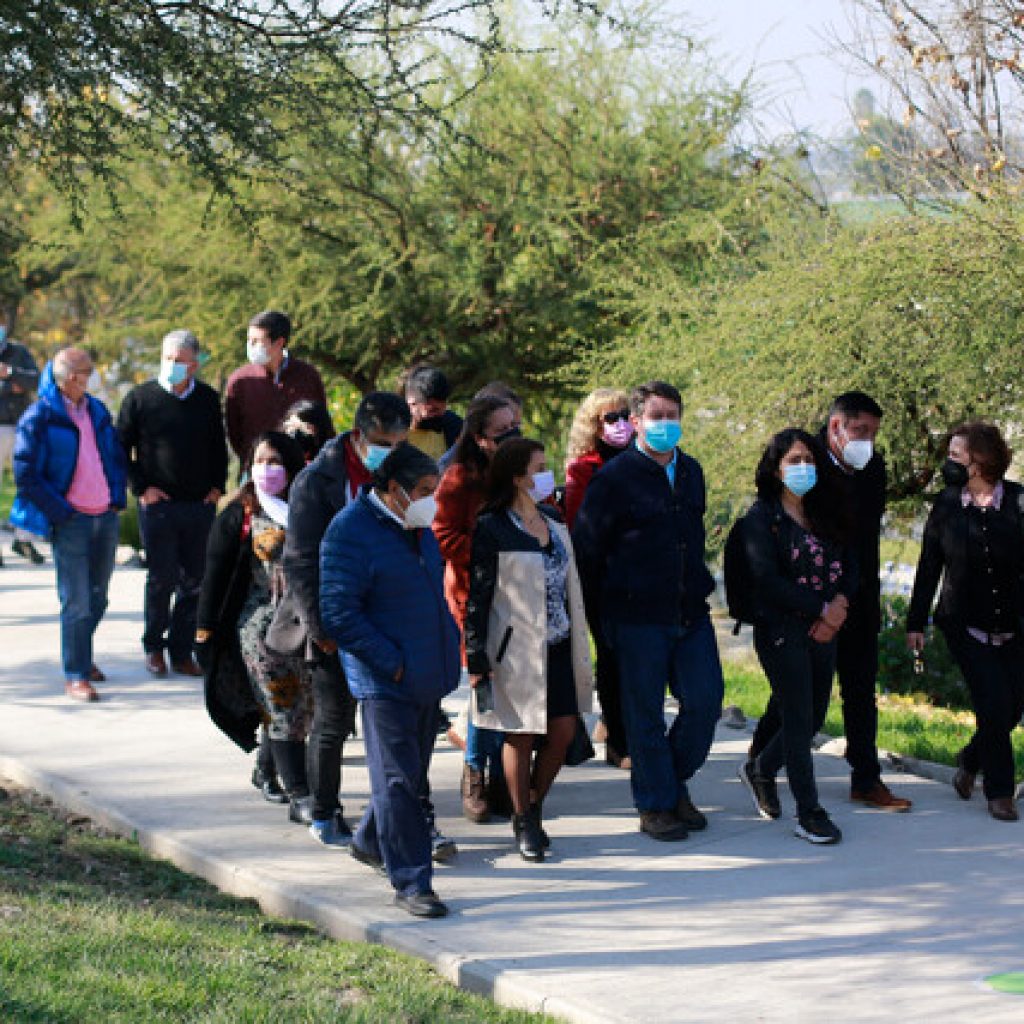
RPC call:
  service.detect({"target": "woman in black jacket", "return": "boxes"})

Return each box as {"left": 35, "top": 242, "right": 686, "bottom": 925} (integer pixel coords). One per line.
{"left": 195, "top": 431, "right": 312, "bottom": 824}
{"left": 737, "top": 428, "right": 858, "bottom": 845}
{"left": 907, "top": 421, "right": 1024, "bottom": 822}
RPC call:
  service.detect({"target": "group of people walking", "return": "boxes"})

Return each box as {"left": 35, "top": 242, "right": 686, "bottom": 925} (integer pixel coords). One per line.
{"left": 6, "top": 305, "right": 1023, "bottom": 920}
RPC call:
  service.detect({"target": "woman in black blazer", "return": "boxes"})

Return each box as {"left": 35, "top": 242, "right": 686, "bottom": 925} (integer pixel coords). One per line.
{"left": 907, "top": 421, "right": 1024, "bottom": 822}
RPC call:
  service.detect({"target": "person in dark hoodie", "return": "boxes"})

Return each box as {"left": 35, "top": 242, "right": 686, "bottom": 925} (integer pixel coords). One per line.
{"left": 11, "top": 349, "right": 127, "bottom": 701}
{"left": 749, "top": 392, "right": 912, "bottom": 813}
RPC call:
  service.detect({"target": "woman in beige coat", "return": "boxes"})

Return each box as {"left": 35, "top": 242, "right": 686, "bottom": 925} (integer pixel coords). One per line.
{"left": 464, "top": 437, "right": 593, "bottom": 862}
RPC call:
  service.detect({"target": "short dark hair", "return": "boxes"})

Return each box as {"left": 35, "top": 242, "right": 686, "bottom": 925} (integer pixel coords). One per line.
{"left": 372, "top": 441, "right": 439, "bottom": 492}
{"left": 404, "top": 364, "right": 451, "bottom": 403}
{"left": 482, "top": 437, "right": 545, "bottom": 513}
{"left": 474, "top": 380, "right": 522, "bottom": 408}
{"left": 829, "top": 391, "right": 883, "bottom": 420}
{"left": 249, "top": 310, "right": 291, "bottom": 343}
{"left": 950, "top": 420, "right": 1012, "bottom": 483}
{"left": 353, "top": 391, "right": 411, "bottom": 436}
{"left": 754, "top": 427, "right": 849, "bottom": 543}
{"left": 630, "top": 380, "right": 682, "bottom": 417}
{"left": 453, "top": 395, "right": 512, "bottom": 478}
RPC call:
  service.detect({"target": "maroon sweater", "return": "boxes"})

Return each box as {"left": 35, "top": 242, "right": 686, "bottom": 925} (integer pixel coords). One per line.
{"left": 224, "top": 356, "right": 326, "bottom": 463}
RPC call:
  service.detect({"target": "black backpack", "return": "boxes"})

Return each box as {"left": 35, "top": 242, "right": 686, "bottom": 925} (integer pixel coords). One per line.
{"left": 723, "top": 504, "right": 781, "bottom": 634}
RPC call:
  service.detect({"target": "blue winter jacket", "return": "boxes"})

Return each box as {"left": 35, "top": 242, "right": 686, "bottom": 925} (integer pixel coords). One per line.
{"left": 11, "top": 363, "right": 128, "bottom": 538}
{"left": 319, "top": 489, "right": 461, "bottom": 704}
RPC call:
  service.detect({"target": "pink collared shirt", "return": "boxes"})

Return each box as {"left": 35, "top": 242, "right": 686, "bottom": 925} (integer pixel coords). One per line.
{"left": 64, "top": 396, "right": 111, "bottom": 514}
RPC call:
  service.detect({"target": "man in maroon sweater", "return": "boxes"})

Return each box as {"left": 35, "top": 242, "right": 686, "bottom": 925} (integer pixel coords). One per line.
{"left": 225, "top": 310, "right": 327, "bottom": 467}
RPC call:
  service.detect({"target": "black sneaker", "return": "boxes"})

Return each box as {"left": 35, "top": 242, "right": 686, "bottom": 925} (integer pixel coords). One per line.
{"left": 794, "top": 806, "right": 842, "bottom": 845}
{"left": 12, "top": 539, "right": 44, "bottom": 564}
{"left": 738, "top": 760, "right": 781, "bottom": 820}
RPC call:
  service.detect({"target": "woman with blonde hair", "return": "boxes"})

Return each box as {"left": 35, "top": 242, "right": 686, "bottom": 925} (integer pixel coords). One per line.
{"left": 564, "top": 386, "right": 633, "bottom": 768}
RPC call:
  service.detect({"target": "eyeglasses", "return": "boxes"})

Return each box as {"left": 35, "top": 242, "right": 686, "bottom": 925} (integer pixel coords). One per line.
{"left": 602, "top": 409, "right": 630, "bottom": 425}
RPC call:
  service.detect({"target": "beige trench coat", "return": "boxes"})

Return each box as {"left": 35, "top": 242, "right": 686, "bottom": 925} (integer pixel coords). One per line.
{"left": 471, "top": 520, "right": 593, "bottom": 734}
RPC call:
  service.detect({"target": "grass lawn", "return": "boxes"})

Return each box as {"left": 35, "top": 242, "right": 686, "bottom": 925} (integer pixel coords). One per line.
{"left": 723, "top": 661, "right": 1024, "bottom": 776}
{"left": 0, "top": 783, "right": 552, "bottom": 1024}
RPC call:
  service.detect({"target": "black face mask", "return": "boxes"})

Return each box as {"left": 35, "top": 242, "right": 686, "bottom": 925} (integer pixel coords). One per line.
{"left": 286, "top": 428, "right": 318, "bottom": 462}
{"left": 493, "top": 426, "right": 521, "bottom": 446}
{"left": 416, "top": 414, "right": 446, "bottom": 433}
{"left": 941, "top": 458, "right": 969, "bottom": 488}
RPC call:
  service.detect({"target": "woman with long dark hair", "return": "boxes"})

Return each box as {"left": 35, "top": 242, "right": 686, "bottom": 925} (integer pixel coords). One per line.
{"left": 465, "top": 438, "right": 593, "bottom": 861}
{"left": 195, "top": 430, "right": 314, "bottom": 824}
{"left": 907, "top": 421, "right": 1024, "bottom": 822}
{"left": 433, "top": 394, "right": 518, "bottom": 823}
{"left": 736, "top": 428, "right": 857, "bottom": 845}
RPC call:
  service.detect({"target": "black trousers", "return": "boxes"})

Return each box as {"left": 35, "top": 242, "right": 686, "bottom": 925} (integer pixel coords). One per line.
{"left": 139, "top": 500, "right": 215, "bottom": 663}
{"left": 751, "top": 603, "right": 881, "bottom": 792}
{"left": 306, "top": 646, "right": 357, "bottom": 821}
{"left": 945, "top": 630, "right": 1024, "bottom": 800}
{"left": 752, "top": 621, "right": 836, "bottom": 816}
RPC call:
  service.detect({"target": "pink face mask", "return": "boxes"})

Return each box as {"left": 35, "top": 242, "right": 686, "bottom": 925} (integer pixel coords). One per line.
{"left": 602, "top": 419, "right": 635, "bottom": 448}
{"left": 252, "top": 463, "right": 288, "bottom": 496}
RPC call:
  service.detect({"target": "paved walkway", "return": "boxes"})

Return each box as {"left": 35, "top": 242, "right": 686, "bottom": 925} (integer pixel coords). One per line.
{"left": 2, "top": 554, "right": 1024, "bottom": 1023}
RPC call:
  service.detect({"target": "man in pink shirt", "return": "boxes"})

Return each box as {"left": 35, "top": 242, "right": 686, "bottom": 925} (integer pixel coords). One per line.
{"left": 11, "top": 348, "right": 128, "bottom": 702}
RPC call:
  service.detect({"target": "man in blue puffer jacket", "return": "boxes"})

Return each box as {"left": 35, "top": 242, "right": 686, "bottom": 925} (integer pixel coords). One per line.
{"left": 320, "top": 442, "right": 460, "bottom": 919}
{"left": 11, "top": 349, "right": 127, "bottom": 702}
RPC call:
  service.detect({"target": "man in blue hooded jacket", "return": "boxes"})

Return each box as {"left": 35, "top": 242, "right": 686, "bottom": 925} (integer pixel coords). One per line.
{"left": 12, "top": 348, "right": 127, "bottom": 701}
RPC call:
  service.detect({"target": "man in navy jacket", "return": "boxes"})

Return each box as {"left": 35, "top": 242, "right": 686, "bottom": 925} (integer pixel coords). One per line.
{"left": 12, "top": 348, "right": 127, "bottom": 701}
{"left": 573, "top": 380, "right": 724, "bottom": 841}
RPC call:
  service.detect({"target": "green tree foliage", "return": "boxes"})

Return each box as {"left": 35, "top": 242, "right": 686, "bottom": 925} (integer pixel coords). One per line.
{"left": 584, "top": 203, "right": 1024, "bottom": 527}
{"left": 25, "top": 17, "right": 756, "bottom": 436}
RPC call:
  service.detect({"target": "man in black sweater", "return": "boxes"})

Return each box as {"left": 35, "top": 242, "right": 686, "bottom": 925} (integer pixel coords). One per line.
{"left": 750, "top": 391, "right": 912, "bottom": 811}
{"left": 117, "top": 330, "right": 227, "bottom": 677}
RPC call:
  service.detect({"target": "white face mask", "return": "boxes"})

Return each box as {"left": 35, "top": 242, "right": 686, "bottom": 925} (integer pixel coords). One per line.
{"left": 86, "top": 369, "right": 102, "bottom": 392}
{"left": 842, "top": 438, "right": 873, "bottom": 471}
{"left": 247, "top": 340, "right": 272, "bottom": 366}
{"left": 401, "top": 488, "right": 437, "bottom": 529}
{"left": 528, "top": 470, "right": 556, "bottom": 502}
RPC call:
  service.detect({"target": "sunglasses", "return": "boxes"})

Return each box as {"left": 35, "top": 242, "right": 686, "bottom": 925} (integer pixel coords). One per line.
{"left": 602, "top": 409, "right": 630, "bottom": 425}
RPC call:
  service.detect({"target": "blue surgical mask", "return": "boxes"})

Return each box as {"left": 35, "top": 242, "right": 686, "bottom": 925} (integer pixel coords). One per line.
{"left": 159, "top": 360, "right": 189, "bottom": 389}
{"left": 783, "top": 463, "right": 817, "bottom": 497}
{"left": 361, "top": 441, "right": 391, "bottom": 472}
{"left": 0, "top": 326, "right": 7, "bottom": 345}
{"left": 643, "top": 419, "right": 681, "bottom": 453}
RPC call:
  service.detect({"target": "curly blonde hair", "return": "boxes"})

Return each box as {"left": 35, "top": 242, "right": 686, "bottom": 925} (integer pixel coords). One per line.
{"left": 566, "top": 387, "right": 631, "bottom": 461}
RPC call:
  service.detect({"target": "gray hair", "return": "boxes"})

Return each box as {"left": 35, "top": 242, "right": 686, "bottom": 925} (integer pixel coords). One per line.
{"left": 162, "top": 329, "right": 200, "bottom": 358}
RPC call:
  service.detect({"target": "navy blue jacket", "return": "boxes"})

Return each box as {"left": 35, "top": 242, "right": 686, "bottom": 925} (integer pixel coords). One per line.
{"left": 11, "top": 363, "right": 127, "bottom": 538}
{"left": 319, "top": 489, "right": 461, "bottom": 704}
{"left": 572, "top": 443, "right": 715, "bottom": 626}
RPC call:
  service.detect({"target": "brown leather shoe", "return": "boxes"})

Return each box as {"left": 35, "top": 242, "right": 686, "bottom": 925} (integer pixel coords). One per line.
{"left": 461, "top": 764, "right": 490, "bottom": 823}
{"left": 65, "top": 679, "right": 100, "bottom": 702}
{"left": 988, "top": 797, "right": 1019, "bottom": 822}
{"left": 88, "top": 664, "right": 106, "bottom": 683}
{"left": 170, "top": 656, "right": 203, "bottom": 677}
{"left": 850, "top": 782, "right": 912, "bottom": 812}
{"left": 953, "top": 767, "right": 976, "bottom": 801}
{"left": 145, "top": 651, "right": 168, "bottom": 676}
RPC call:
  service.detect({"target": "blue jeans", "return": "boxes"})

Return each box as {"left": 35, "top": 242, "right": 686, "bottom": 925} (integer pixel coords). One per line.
{"left": 464, "top": 717, "right": 505, "bottom": 777}
{"left": 51, "top": 510, "right": 119, "bottom": 680}
{"left": 355, "top": 698, "right": 436, "bottom": 897}
{"left": 606, "top": 615, "right": 724, "bottom": 813}
{"left": 139, "top": 499, "right": 215, "bottom": 662}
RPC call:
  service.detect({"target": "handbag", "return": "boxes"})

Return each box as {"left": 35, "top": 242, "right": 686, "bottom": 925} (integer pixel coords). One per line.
{"left": 264, "top": 590, "right": 308, "bottom": 657}
{"left": 563, "top": 715, "right": 595, "bottom": 767}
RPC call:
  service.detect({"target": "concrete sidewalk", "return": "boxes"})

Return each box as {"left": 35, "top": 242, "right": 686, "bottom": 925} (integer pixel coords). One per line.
{"left": 2, "top": 555, "right": 1023, "bottom": 1023}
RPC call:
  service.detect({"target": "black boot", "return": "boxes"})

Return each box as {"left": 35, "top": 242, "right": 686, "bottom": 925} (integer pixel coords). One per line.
{"left": 529, "top": 801, "right": 550, "bottom": 850}
{"left": 270, "top": 738, "right": 310, "bottom": 824}
{"left": 512, "top": 811, "right": 545, "bottom": 863}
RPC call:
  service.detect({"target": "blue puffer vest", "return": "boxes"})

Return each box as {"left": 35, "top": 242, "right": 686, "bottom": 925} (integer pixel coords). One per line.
{"left": 11, "top": 363, "right": 127, "bottom": 538}
{"left": 319, "top": 489, "right": 461, "bottom": 704}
